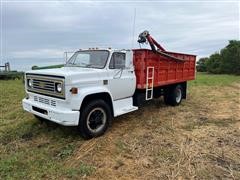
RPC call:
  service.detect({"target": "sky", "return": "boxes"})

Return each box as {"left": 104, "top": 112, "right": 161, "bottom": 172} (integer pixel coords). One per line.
{"left": 1, "top": 0, "right": 239, "bottom": 71}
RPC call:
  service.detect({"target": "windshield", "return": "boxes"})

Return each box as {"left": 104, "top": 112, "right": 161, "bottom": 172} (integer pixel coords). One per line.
{"left": 66, "top": 50, "right": 109, "bottom": 69}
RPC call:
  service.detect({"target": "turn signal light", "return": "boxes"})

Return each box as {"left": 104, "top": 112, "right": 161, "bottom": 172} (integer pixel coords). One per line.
{"left": 70, "top": 87, "right": 78, "bottom": 94}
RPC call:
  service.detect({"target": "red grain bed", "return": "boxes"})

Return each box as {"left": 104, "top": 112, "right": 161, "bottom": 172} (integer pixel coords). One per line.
{"left": 133, "top": 49, "right": 196, "bottom": 89}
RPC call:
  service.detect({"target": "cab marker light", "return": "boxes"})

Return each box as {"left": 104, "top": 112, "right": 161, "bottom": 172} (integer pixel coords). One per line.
{"left": 70, "top": 87, "right": 78, "bottom": 94}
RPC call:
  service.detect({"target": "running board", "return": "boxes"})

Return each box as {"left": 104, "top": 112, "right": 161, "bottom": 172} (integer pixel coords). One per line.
{"left": 113, "top": 97, "right": 138, "bottom": 117}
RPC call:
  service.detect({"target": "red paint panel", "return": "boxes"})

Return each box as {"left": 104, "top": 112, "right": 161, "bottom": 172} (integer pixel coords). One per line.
{"left": 133, "top": 49, "right": 196, "bottom": 89}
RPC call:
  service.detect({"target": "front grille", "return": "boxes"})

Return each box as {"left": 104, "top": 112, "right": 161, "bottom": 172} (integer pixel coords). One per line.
{"left": 26, "top": 74, "right": 65, "bottom": 99}
{"left": 34, "top": 96, "right": 57, "bottom": 107}
{"left": 32, "top": 79, "right": 55, "bottom": 92}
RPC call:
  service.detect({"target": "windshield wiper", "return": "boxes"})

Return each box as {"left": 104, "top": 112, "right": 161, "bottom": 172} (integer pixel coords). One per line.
{"left": 85, "top": 64, "right": 95, "bottom": 68}
{"left": 66, "top": 63, "right": 97, "bottom": 68}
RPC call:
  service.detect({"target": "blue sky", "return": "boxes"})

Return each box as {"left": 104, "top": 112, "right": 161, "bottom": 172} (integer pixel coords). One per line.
{"left": 1, "top": 0, "right": 239, "bottom": 71}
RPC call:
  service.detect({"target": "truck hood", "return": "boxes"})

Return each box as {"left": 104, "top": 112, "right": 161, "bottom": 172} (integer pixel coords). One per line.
{"left": 26, "top": 67, "right": 103, "bottom": 76}
{"left": 26, "top": 67, "right": 106, "bottom": 85}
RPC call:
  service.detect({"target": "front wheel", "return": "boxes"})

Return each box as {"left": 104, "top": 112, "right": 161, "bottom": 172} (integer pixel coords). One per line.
{"left": 78, "top": 100, "right": 112, "bottom": 139}
{"left": 164, "top": 85, "right": 183, "bottom": 106}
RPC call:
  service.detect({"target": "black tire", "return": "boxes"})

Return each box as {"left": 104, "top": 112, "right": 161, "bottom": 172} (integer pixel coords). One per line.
{"left": 153, "top": 88, "right": 161, "bottom": 99}
{"left": 164, "top": 85, "right": 183, "bottom": 106}
{"left": 78, "top": 99, "right": 112, "bottom": 139}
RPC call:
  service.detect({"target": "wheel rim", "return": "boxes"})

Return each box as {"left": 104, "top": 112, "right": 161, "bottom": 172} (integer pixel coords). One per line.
{"left": 86, "top": 107, "right": 107, "bottom": 133}
{"left": 176, "top": 88, "right": 182, "bottom": 103}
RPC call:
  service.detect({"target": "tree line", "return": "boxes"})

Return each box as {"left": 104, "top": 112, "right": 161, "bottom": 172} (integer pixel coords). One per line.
{"left": 197, "top": 40, "right": 240, "bottom": 75}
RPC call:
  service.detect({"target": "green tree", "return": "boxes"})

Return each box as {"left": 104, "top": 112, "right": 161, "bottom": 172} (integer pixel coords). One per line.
{"left": 196, "top": 57, "right": 208, "bottom": 72}
{"left": 205, "top": 53, "right": 222, "bottom": 74}
{"left": 203, "top": 40, "right": 240, "bottom": 75}
{"left": 220, "top": 40, "right": 240, "bottom": 75}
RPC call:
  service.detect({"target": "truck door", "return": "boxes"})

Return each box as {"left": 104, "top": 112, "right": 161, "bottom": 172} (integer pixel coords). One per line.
{"left": 107, "top": 51, "right": 136, "bottom": 100}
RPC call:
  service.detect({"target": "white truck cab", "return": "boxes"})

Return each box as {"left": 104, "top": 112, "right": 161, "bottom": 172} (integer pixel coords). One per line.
{"left": 22, "top": 48, "right": 138, "bottom": 139}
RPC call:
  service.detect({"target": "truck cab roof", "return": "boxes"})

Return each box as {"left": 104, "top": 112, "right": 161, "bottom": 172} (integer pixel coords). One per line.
{"left": 78, "top": 48, "right": 132, "bottom": 52}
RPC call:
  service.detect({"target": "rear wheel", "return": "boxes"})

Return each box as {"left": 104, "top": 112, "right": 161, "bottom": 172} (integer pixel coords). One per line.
{"left": 164, "top": 85, "right": 183, "bottom": 106}
{"left": 78, "top": 100, "right": 112, "bottom": 139}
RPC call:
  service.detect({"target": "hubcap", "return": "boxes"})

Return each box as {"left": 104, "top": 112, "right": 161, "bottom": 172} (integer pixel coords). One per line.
{"left": 86, "top": 107, "right": 107, "bottom": 133}
{"left": 176, "top": 88, "right": 182, "bottom": 103}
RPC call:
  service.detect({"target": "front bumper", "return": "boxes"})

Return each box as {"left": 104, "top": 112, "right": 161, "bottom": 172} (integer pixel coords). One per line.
{"left": 22, "top": 98, "right": 80, "bottom": 126}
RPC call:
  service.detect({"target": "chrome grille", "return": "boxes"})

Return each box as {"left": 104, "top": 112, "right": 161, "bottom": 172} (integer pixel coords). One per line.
{"left": 26, "top": 74, "right": 65, "bottom": 99}
{"left": 32, "top": 79, "right": 55, "bottom": 92}
{"left": 34, "top": 96, "right": 56, "bottom": 107}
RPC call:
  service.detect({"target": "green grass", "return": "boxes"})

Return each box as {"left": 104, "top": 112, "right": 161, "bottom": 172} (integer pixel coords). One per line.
{"left": 189, "top": 72, "right": 240, "bottom": 86}
{"left": 0, "top": 73, "right": 239, "bottom": 179}
{"left": 0, "top": 80, "right": 94, "bottom": 179}
{"left": 64, "top": 163, "right": 95, "bottom": 178}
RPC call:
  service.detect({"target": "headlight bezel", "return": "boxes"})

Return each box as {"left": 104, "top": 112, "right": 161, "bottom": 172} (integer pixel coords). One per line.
{"left": 28, "top": 79, "right": 33, "bottom": 87}
{"left": 55, "top": 83, "right": 63, "bottom": 93}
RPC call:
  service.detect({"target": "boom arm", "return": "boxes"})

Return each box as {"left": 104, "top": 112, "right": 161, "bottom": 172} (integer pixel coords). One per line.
{"left": 137, "top": 30, "right": 185, "bottom": 61}
{"left": 138, "top": 30, "right": 165, "bottom": 52}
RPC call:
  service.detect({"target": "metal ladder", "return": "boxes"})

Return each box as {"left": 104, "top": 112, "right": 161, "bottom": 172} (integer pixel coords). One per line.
{"left": 146, "top": 66, "right": 154, "bottom": 100}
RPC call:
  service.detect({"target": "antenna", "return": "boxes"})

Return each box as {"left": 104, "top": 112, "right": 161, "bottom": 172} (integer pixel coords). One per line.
{"left": 131, "top": 8, "right": 136, "bottom": 49}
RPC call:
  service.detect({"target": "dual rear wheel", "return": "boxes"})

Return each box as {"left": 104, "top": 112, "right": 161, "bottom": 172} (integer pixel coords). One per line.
{"left": 164, "top": 84, "right": 183, "bottom": 106}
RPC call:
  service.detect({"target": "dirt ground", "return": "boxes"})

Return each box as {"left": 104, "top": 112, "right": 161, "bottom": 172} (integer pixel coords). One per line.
{"left": 66, "top": 82, "right": 240, "bottom": 179}
{"left": 0, "top": 75, "right": 239, "bottom": 179}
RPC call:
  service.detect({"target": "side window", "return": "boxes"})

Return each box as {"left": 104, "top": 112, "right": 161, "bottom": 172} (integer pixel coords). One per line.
{"left": 109, "top": 53, "right": 126, "bottom": 69}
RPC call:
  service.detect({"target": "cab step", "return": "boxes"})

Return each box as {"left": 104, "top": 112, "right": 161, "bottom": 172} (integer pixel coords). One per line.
{"left": 113, "top": 97, "right": 138, "bottom": 117}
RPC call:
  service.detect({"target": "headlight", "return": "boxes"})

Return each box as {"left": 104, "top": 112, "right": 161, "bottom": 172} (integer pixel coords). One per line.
{"left": 28, "top": 79, "right": 33, "bottom": 87}
{"left": 56, "top": 83, "right": 62, "bottom": 93}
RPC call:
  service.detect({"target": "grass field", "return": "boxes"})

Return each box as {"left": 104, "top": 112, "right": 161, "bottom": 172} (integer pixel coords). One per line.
{"left": 0, "top": 73, "right": 240, "bottom": 179}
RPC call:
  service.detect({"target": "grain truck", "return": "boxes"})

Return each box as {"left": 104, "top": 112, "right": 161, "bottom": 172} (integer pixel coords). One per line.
{"left": 22, "top": 31, "right": 196, "bottom": 139}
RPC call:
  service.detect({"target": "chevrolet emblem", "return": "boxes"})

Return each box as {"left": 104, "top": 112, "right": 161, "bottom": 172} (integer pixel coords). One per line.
{"left": 39, "top": 82, "right": 44, "bottom": 88}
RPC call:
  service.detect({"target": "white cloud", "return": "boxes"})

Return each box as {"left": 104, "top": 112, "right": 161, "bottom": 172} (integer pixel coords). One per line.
{"left": 2, "top": 1, "right": 239, "bottom": 70}
{"left": 11, "top": 49, "right": 65, "bottom": 58}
